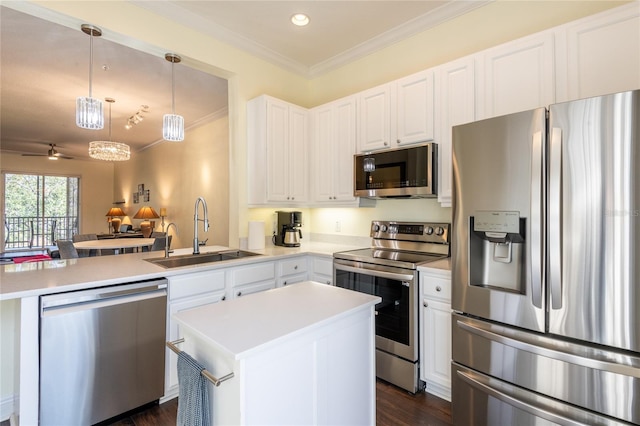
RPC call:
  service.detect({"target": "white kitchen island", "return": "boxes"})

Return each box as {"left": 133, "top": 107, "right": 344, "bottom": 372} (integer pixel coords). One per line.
{"left": 172, "top": 281, "right": 380, "bottom": 425}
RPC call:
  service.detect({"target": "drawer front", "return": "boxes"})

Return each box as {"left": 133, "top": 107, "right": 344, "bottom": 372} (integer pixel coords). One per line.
{"left": 279, "top": 257, "right": 308, "bottom": 277}
{"left": 231, "top": 262, "right": 276, "bottom": 286}
{"left": 421, "top": 274, "right": 451, "bottom": 302}
{"left": 169, "top": 270, "right": 226, "bottom": 300}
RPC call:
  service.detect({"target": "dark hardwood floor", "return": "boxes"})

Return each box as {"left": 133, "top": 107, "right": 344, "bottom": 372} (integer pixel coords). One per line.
{"left": 105, "top": 380, "right": 452, "bottom": 425}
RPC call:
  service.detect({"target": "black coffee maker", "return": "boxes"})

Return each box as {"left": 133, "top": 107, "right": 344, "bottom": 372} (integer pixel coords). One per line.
{"left": 274, "top": 211, "right": 302, "bottom": 247}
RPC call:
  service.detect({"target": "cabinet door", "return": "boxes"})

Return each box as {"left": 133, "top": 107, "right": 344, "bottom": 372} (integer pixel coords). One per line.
{"left": 421, "top": 298, "right": 452, "bottom": 401}
{"left": 396, "top": 70, "right": 434, "bottom": 145}
{"left": 266, "top": 99, "right": 290, "bottom": 202}
{"left": 311, "top": 105, "right": 335, "bottom": 202}
{"left": 333, "top": 97, "right": 357, "bottom": 201}
{"left": 288, "top": 105, "right": 309, "bottom": 202}
{"left": 478, "top": 33, "right": 555, "bottom": 119}
{"left": 358, "top": 84, "right": 393, "bottom": 152}
{"left": 559, "top": 4, "right": 640, "bottom": 102}
{"left": 435, "top": 57, "right": 475, "bottom": 207}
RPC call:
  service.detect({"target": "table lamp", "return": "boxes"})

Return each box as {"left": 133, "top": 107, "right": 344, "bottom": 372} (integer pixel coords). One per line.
{"left": 133, "top": 206, "right": 160, "bottom": 238}
{"left": 106, "top": 207, "right": 126, "bottom": 233}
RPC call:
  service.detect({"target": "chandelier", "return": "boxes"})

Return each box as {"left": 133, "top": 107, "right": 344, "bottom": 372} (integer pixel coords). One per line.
{"left": 89, "top": 98, "right": 130, "bottom": 161}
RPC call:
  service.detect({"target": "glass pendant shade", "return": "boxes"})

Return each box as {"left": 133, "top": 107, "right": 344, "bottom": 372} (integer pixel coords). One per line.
{"left": 89, "top": 141, "right": 130, "bottom": 161}
{"left": 76, "top": 24, "right": 104, "bottom": 130}
{"left": 163, "top": 113, "right": 184, "bottom": 141}
{"left": 76, "top": 96, "right": 104, "bottom": 129}
{"left": 163, "top": 53, "right": 184, "bottom": 142}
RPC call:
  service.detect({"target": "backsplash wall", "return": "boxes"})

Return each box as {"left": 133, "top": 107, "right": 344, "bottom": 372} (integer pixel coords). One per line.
{"left": 247, "top": 198, "right": 451, "bottom": 244}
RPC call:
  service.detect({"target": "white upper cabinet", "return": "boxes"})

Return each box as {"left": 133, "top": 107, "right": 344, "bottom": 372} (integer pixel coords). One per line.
{"left": 556, "top": 3, "right": 640, "bottom": 102}
{"left": 357, "top": 72, "right": 435, "bottom": 152}
{"left": 477, "top": 33, "right": 555, "bottom": 119}
{"left": 396, "top": 70, "right": 435, "bottom": 146}
{"left": 311, "top": 96, "right": 358, "bottom": 205}
{"left": 434, "top": 57, "right": 475, "bottom": 208}
{"left": 248, "top": 95, "right": 309, "bottom": 206}
{"left": 357, "top": 83, "right": 394, "bottom": 152}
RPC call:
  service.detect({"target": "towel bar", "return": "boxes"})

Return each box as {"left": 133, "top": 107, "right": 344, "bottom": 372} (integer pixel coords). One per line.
{"left": 166, "top": 338, "right": 235, "bottom": 387}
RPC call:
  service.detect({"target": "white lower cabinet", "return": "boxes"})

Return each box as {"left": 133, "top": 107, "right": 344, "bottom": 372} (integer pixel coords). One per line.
{"left": 229, "top": 261, "right": 276, "bottom": 298}
{"left": 277, "top": 256, "right": 308, "bottom": 287}
{"left": 165, "top": 270, "right": 226, "bottom": 400}
{"left": 419, "top": 267, "right": 452, "bottom": 401}
{"left": 308, "top": 255, "right": 333, "bottom": 285}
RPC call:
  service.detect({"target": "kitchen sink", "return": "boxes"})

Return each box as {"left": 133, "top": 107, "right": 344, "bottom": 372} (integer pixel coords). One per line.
{"left": 145, "top": 250, "right": 261, "bottom": 268}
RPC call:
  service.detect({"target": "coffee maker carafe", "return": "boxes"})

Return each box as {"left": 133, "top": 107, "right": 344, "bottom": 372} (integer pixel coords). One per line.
{"left": 274, "top": 211, "right": 302, "bottom": 247}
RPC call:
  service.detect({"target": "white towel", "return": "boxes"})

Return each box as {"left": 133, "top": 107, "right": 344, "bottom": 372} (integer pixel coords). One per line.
{"left": 177, "top": 351, "right": 211, "bottom": 426}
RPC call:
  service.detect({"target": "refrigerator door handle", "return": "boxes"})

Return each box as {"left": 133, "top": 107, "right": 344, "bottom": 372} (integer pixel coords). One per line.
{"left": 549, "top": 127, "right": 563, "bottom": 309}
{"left": 456, "top": 369, "right": 588, "bottom": 426}
{"left": 530, "top": 131, "right": 543, "bottom": 308}
{"left": 456, "top": 317, "right": 640, "bottom": 377}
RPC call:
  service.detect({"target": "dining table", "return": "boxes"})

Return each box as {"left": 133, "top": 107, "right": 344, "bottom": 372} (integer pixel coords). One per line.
{"left": 72, "top": 238, "right": 156, "bottom": 255}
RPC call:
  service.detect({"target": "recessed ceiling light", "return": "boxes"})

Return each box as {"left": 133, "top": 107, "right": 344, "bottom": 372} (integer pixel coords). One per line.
{"left": 291, "top": 13, "right": 310, "bottom": 26}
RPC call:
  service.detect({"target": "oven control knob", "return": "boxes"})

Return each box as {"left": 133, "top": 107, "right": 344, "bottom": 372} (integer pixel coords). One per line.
{"left": 425, "top": 226, "right": 434, "bottom": 235}
{"left": 372, "top": 224, "right": 380, "bottom": 232}
{"left": 380, "top": 225, "right": 388, "bottom": 232}
{"left": 435, "top": 226, "right": 445, "bottom": 236}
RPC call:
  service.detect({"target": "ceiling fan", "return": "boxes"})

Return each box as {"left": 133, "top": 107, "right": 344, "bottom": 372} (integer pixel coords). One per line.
{"left": 22, "top": 143, "right": 73, "bottom": 160}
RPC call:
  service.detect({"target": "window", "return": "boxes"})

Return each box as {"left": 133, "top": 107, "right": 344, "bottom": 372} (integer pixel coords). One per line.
{"left": 3, "top": 173, "right": 79, "bottom": 250}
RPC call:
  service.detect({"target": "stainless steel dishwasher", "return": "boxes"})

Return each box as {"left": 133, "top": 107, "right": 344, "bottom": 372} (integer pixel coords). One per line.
{"left": 39, "top": 278, "right": 167, "bottom": 425}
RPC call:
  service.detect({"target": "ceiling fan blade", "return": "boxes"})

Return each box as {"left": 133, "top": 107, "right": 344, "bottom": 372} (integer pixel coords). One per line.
{"left": 21, "top": 153, "right": 47, "bottom": 157}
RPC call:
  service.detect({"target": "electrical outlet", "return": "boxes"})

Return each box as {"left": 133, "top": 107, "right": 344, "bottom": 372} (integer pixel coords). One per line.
{"left": 335, "top": 221, "right": 341, "bottom": 232}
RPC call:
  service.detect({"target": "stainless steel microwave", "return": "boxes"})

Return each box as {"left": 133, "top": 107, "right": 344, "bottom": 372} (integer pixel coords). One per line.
{"left": 354, "top": 143, "right": 437, "bottom": 198}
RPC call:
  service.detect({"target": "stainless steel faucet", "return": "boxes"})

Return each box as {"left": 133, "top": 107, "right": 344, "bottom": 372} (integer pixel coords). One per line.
{"left": 193, "top": 197, "right": 210, "bottom": 254}
{"left": 165, "top": 222, "right": 178, "bottom": 258}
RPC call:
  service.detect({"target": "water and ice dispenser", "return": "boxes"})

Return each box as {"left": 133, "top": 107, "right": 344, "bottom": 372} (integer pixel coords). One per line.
{"left": 468, "top": 211, "right": 526, "bottom": 294}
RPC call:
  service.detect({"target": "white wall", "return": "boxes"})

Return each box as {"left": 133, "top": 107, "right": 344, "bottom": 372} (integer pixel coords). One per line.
{"left": 113, "top": 112, "right": 230, "bottom": 249}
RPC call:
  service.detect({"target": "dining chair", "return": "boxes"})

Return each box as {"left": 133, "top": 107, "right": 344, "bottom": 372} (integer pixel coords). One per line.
{"left": 148, "top": 234, "right": 172, "bottom": 252}
{"left": 56, "top": 240, "right": 79, "bottom": 259}
{"left": 72, "top": 234, "right": 98, "bottom": 257}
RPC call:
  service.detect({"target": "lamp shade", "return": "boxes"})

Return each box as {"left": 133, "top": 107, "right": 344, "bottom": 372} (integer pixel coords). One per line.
{"left": 106, "top": 207, "right": 125, "bottom": 217}
{"left": 133, "top": 206, "right": 160, "bottom": 220}
{"left": 160, "top": 208, "right": 167, "bottom": 217}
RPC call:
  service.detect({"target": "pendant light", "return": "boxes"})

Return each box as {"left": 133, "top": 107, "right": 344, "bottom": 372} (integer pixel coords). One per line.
{"left": 163, "top": 53, "right": 184, "bottom": 141}
{"left": 89, "top": 98, "right": 130, "bottom": 161}
{"left": 76, "top": 24, "right": 104, "bottom": 130}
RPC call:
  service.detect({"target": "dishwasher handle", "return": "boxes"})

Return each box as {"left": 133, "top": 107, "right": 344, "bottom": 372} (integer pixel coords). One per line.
{"left": 41, "top": 279, "right": 167, "bottom": 316}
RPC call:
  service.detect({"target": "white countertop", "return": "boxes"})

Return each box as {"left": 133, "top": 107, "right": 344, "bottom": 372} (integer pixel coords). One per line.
{"left": 418, "top": 257, "right": 452, "bottom": 273}
{"left": 174, "top": 281, "right": 380, "bottom": 359}
{"left": 0, "top": 242, "right": 363, "bottom": 300}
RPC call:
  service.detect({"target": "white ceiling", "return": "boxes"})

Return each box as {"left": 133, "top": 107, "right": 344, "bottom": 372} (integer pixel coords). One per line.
{"left": 0, "top": 1, "right": 487, "bottom": 160}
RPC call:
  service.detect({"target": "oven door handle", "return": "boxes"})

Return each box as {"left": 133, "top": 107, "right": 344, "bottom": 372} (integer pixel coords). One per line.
{"left": 334, "top": 262, "right": 415, "bottom": 282}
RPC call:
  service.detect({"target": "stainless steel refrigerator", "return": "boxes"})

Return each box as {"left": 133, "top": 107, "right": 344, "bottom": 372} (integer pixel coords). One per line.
{"left": 451, "top": 90, "right": 640, "bottom": 425}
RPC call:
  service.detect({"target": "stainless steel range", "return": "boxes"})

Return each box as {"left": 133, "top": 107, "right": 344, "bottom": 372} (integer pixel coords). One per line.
{"left": 333, "top": 221, "right": 450, "bottom": 393}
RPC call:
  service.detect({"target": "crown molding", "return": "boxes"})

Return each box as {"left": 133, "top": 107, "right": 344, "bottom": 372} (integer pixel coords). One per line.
{"left": 309, "top": 0, "right": 492, "bottom": 77}
{"left": 131, "top": 1, "right": 492, "bottom": 79}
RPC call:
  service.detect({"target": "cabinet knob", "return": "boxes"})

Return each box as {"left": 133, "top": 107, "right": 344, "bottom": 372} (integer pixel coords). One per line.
{"left": 423, "top": 301, "right": 428, "bottom": 308}
{"left": 397, "top": 139, "right": 401, "bottom": 144}
{"left": 237, "top": 291, "right": 242, "bottom": 297}
{"left": 294, "top": 265, "right": 298, "bottom": 270}
{"left": 326, "top": 280, "right": 331, "bottom": 284}
{"left": 291, "top": 197, "right": 295, "bottom": 200}
{"left": 283, "top": 281, "right": 287, "bottom": 286}
{"left": 384, "top": 141, "right": 389, "bottom": 146}
{"left": 221, "top": 295, "right": 226, "bottom": 301}
{"left": 436, "top": 286, "right": 442, "bottom": 292}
